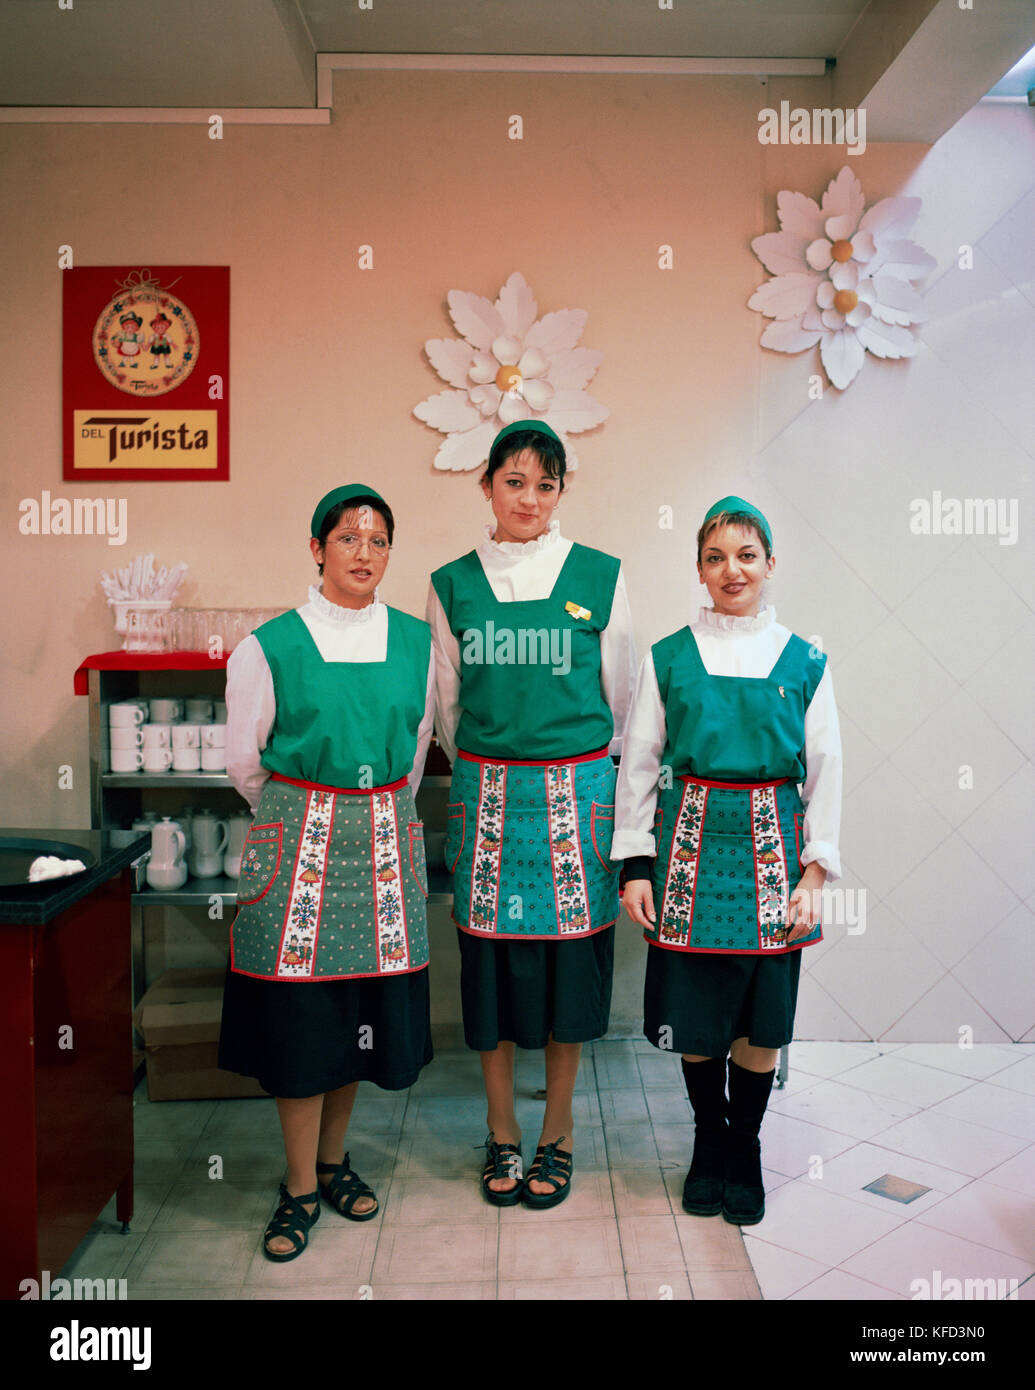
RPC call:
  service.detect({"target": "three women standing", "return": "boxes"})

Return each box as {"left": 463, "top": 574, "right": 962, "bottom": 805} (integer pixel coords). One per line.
{"left": 219, "top": 484, "right": 435, "bottom": 1259}
{"left": 427, "top": 421, "right": 637, "bottom": 1207}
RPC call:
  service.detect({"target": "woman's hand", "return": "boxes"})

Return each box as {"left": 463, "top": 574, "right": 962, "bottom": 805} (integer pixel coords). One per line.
{"left": 784, "top": 863, "right": 825, "bottom": 943}
{"left": 622, "top": 878, "right": 656, "bottom": 929}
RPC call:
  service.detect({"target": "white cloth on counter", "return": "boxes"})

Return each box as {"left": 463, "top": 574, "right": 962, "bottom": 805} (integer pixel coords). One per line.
{"left": 611, "top": 604, "right": 843, "bottom": 879}
{"left": 224, "top": 584, "right": 436, "bottom": 813}
{"left": 425, "top": 520, "right": 638, "bottom": 766}
{"left": 29, "top": 855, "right": 87, "bottom": 881}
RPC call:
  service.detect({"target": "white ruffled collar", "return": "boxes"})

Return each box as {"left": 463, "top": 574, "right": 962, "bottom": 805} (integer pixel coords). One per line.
{"left": 307, "top": 583, "right": 380, "bottom": 624}
{"left": 696, "top": 604, "right": 775, "bottom": 635}
{"left": 478, "top": 518, "right": 562, "bottom": 559}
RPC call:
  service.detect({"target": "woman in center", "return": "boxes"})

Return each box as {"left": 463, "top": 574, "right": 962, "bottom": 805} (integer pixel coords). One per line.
{"left": 427, "top": 421, "right": 637, "bottom": 1208}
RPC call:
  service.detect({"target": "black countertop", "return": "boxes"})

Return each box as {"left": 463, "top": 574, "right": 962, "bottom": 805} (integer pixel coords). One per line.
{"left": 0, "top": 828, "right": 150, "bottom": 924}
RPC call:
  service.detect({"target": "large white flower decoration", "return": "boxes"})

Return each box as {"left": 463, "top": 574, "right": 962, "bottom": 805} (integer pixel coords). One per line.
{"left": 749, "top": 167, "right": 936, "bottom": 389}
{"left": 414, "top": 271, "right": 608, "bottom": 470}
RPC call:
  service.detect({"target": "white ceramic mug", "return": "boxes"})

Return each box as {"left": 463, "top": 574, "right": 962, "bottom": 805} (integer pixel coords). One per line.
{"left": 200, "top": 747, "right": 226, "bottom": 771}
{"left": 141, "top": 722, "right": 172, "bottom": 748}
{"left": 172, "top": 747, "right": 201, "bottom": 771}
{"left": 171, "top": 723, "right": 200, "bottom": 749}
{"left": 185, "top": 698, "right": 214, "bottom": 723}
{"left": 149, "top": 698, "right": 183, "bottom": 723}
{"left": 201, "top": 724, "right": 226, "bottom": 748}
{"left": 109, "top": 702, "right": 146, "bottom": 726}
{"left": 143, "top": 748, "right": 173, "bottom": 772}
{"left": 109, "top": 727, "right": 144, "bottom": 748}
{"left": 110, "top": 748, "right": 144, "bottom": 772}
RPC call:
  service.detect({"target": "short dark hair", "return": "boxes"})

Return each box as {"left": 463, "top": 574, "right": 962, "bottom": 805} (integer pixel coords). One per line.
{"left": 315, "top": 495, "right": 394, "bottom": 575}
{"left": 484, "top": 428, "right": 566, "bottom": 491}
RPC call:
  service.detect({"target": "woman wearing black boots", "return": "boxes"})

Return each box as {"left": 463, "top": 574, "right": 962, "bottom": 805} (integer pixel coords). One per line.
{"left": 612, "top": 497, "right": 842, "bottom": 1224}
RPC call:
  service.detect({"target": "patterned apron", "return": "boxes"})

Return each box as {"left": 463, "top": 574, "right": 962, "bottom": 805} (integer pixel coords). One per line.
{"left": 230, "top": 773, "right": 429, "bottom": 980}
{"left": 447, "top": 748, "right": 620, "bottom": 939}
{"left": 647, "top": 774, "right": 821, "bottom": 955}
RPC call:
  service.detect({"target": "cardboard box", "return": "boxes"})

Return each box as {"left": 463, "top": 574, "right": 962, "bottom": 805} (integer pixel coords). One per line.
{"left": 133, "top": 967, "right": 269, "bottom": 1101}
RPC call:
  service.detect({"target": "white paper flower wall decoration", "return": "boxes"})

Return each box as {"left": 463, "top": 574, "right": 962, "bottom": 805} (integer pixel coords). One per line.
{"left": 414, "top": 272, "right": 608, "bottom": 470}
{"left": 748, "top": 167, "right": 936, "bottom": 390}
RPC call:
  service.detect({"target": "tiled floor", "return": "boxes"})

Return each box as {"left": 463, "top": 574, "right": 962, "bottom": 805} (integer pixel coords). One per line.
{"left": 63, "top": 1041, "right": 1035, "bottom": 1300}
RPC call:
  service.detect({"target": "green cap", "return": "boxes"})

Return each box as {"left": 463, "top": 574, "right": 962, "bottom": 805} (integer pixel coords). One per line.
{"left": 702, "top": 495, "right": 772, "bottom": 551}
{"left": 310, "top": 484, "right": 387, "bottom": 539}
{"left": 490, "top": 419, "right": 563, "bottom": 454}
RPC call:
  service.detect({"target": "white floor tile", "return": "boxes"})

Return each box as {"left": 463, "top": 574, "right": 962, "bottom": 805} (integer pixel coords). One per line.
{"left": 787, "top": 1041, "right": 889, "bottom": 1079}
{"left": 744, "top": 1179, "right": 904, "bottom": 1266}
{"left": 788, "top": 1268, "right": 906, "bottom": 1300}
{"left": 741, "top": 1235, "right": 828, "bottom": 1300}
{"left": 927, "top": 1082, "right": 1035, "bottom": 1141}
{"left": 794, "top": 1140, "right": 970, "bottom": 1218}
{"left": 874, "top": 1109, "right": 1029, "bottom": 1178}
{"left": 981, "top": 1145, "right": 1035, "bottom": 1199}
{"left": 765, "top": 1077, "right": 919, "bottom": 1141}
{"left": 893, "top": 1042, "right": 1021, "bottom": 1081}
{"left": 840, "top": 1220, "right": 1033, "bottom": 1298}
{"left": 991, "top": 1054, "right": 1035, "bottom": 1096}
{"left": 914, "top": 1181, "right": 1035, "bottom": 1262}
{"left": 834, "top": 1054, "right": 975, "bottom": 1107}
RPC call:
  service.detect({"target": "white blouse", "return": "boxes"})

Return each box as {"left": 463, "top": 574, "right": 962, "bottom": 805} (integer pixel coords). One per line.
{"left": 424, "top": 520, "right": 638, "bottom": 765}
{"left": 611, "top": 605, "right": 842, "bottom": 880}
{"left": 225, "top": 584, "right": 436, "bottom": 813}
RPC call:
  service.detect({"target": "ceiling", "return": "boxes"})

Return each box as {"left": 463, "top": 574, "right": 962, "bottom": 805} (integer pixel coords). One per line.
{"left": 0, "top": 0, "right": 1031, "bottom": 131}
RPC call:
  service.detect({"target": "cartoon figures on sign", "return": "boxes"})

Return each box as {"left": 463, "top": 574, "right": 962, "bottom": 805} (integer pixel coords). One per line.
{"left": 112, "top": 312, "right": 146, "bottom": 366}
{"left": 148, "top": 312, "right": 173, "bottom": 367}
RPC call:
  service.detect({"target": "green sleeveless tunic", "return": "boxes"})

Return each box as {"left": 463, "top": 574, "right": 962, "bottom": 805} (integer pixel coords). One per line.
{"left": 430, "top": 542, "right": 620, "bottom": 760}
{"left": 230, "top": 605, "right": 433, "bottom": 980}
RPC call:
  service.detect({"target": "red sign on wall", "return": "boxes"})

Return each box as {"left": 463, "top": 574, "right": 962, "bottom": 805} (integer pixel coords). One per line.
{"left": 63, "top": 266, "right": 229, "bottom": 482}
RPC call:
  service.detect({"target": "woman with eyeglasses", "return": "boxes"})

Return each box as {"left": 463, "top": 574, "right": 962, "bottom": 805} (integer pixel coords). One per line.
{"left": 218, "top": 484, "right": 435, "bottom": 1261}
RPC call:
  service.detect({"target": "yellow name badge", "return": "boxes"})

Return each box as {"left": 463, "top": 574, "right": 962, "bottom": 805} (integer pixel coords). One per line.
{"left": 565, "top": 601, "right": 592, "bottom": 621}
{"left": 74, "top": 410, "right": 218, "bottom": 470}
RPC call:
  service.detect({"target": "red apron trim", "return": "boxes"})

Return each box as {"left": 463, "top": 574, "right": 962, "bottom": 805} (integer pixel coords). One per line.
{"left": 271, "top": 771, "right": 408, "bottom": 795}
{"left": 457, "top": 746, "right": 609, "bottom": 769}
{"left": 678, "top": 774, "right": 790, "bottom": 790}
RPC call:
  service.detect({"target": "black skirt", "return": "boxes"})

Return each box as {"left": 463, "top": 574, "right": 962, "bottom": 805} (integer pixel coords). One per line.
{"left": 457, "top": 925, "right": 615, "bottom": 1051}
{"left": 642, "top": 943, "right": 802, "bottom": 1056}
{"left": 218, "top": 959, "right": 433, "bottom": 1097}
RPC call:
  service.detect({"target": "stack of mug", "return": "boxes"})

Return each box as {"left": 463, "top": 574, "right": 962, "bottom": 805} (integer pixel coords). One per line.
{"left": 107, "top": 696, "right": 229, "bottom": 773}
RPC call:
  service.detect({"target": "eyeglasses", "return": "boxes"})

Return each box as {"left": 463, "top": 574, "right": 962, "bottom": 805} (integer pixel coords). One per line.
{"left": 324, "top": 534, "right": 390, "bottom": 553}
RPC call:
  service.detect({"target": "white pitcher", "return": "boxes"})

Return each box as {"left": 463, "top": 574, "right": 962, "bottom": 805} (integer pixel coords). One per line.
{"left": 224, "top": 812, "right": 251, "bottom": 880}
{"left": 190, "top": 810, "right": 229, "bottom": 878}
{"left": 147, "top": 817, "right": 188, "bottom": 891}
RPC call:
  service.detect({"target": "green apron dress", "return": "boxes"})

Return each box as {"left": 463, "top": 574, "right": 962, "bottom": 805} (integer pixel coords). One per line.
{"left": 431, "top": 542, "right": 622, "bottom": 1048}
{"left": 642, "top": 624, "right": 827, "bottom": 1053}
{"left": 218, "top": 605, "right": 435, "bottom": 1095}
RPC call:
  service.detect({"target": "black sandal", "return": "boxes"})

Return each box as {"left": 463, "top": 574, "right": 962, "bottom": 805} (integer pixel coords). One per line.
{"left": 263, "top": 1183, "right": 319, "bottom": 1262}
{"left": 479, "top": 1132, "right": 524, "bottom": 1206}
{"left": 522, "top": 1137, "right": 573, "bottom": 1209}
{"left": 316, "top": 1151, "right": 379, "bottom": 1221}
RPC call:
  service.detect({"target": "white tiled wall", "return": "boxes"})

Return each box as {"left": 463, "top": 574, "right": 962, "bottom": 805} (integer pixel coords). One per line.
{"left": 754, "top": 107, "right": 1034, "bottom": 1042}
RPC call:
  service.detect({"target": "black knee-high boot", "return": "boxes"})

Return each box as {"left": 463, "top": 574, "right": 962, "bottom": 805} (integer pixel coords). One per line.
{"left": 680, "top": 1057, "right": 728, "bottom": 1216}
{"left": 723, "top": 1059, "right": 775, "bottom": 1225}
